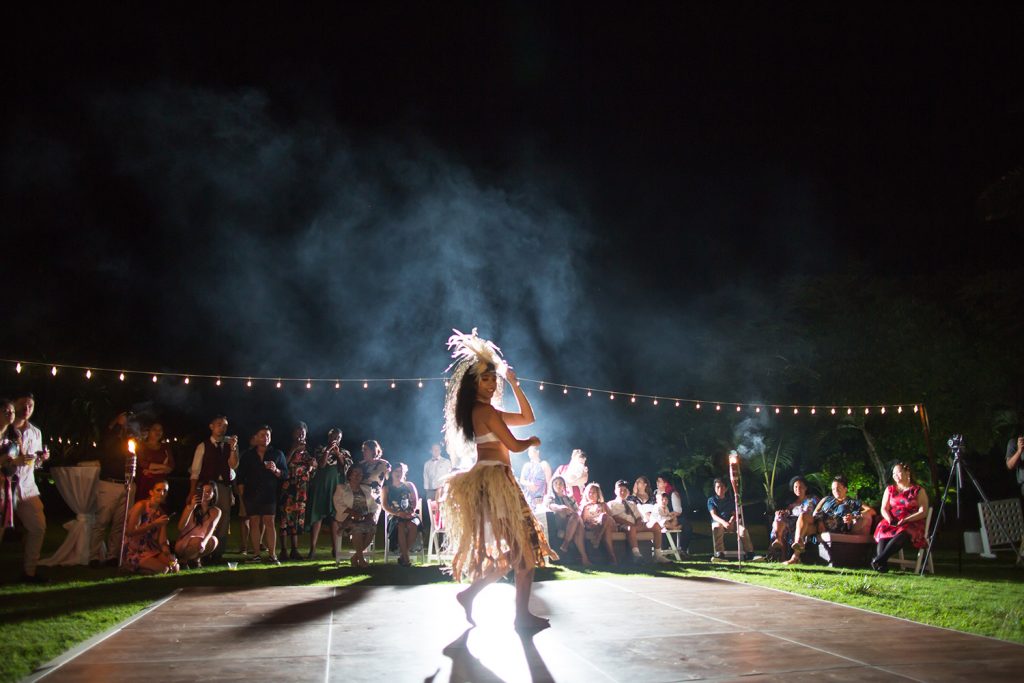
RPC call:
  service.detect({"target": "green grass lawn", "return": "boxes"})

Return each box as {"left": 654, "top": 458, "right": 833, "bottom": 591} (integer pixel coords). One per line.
{"left": 2, "top": 520, "right": 1022, "bottom": 683}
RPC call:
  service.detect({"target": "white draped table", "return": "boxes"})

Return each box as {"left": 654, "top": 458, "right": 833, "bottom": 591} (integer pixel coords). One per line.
{"left": 39, "top": 464, "right": 99, "bottom": 566}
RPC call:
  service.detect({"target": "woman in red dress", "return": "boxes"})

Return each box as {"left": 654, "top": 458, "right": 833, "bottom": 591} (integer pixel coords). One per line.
{"left": 871, "top": 462, "right": 929, "bottom": 572}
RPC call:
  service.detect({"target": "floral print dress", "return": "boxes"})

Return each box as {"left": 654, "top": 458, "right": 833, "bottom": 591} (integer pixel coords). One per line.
{"left": 280, "top": 446, "right": 317, "bottom": 534}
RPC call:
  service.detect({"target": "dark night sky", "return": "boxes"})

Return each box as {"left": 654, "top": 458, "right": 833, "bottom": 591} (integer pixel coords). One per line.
{"left": 3, "top": 5, "right": 1024, "bottom": 469}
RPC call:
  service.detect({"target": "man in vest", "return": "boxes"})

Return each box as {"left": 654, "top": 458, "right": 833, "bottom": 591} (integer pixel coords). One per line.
{"left": 187, "top": 415, "right": 238, "bottom": 561}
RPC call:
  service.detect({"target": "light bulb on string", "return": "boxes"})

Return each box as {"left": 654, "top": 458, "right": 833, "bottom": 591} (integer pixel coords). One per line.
{"left": 735, "top": 405, "right": 741, "bottom": 412}
{"left": 864, "top": 407, "right": 870, "bottom": 415}
{"left": 587, "top": 390, "right": 592, "bottom": 397}
{"left": 898, "top": 406, "right": 903, "bottom": 414}
{"left": 276, "top": 380, "right": 282, "bottom": 389}
{"left": 215, "top": 378, "right": 222, "bottom": 387}
{"left": 880, "top": 406, "right": 886, "bottom": 414}
{"left": 119, "top": 372, "right": 125, "bottom": 382}
{"left": 913, "top": 405, "right": 919, "bottom": 413}
{"left": 363, "top": 381, "right": 369, "bottom": 389}
{"left": 417, "top": 381, "right": 422, "bottom": 389}
{"left": 793, "top": 408, "right": 799, "bottom": 415}
{"left": 152, "top": 375, "right": 158, "bottom": 383}
{"left": 847, "top": 408, "right": 853, "bottom": 415}
{"left": 755, "top": 406, "right": 761, "bottom": 413}
{"left": 630, "top": 395, "right": 636, "bottom": 403}
{"left": 811, "top": 407, "right": 816, "bottom": 415}
{"left": 85, "top": 369, "right": 92, "bottom": 379}
{"left": 652, "top": 398, "right": 658, "bottom": 406}
{"left": 674, "top": 401, "right": 680, "bottom": 407}
{"left": 539, "top": 383, "right": 544, "bottom": 391}
{"left": 183, "top": 376, "right": 189, "bottom": 385}
{"left": 15, "top": 362, "right": 22, "bottom": 374}
{"left": 306, "top": 380, "right": 312, "bottom": 389}
{"left": 830, "top": 407, "right": 836, "bottom": 415}
{"left": 715, "top": 404, "right": 721, "bottom": 411}
{"left": 390, "top": 381, "right": 396, "bottom": 389}
{"left": 246, "top": 379, "right": 252, "bottom": 388}
{"left": 774, "top": 407, "right": 780, "bottom": 414}
{"left": 695, "top": 403, "right": 701, "bottom": 409}
{"left": 609, "top": 394, "right": 615, "bottom": 400}
{"left": 563, "top": 387, "right": 568, "bottom": 395}
{"left": 50, "top": 366, "right": 57, "bottom": 376}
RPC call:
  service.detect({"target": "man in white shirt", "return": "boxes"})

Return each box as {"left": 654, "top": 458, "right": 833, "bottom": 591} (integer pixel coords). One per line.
{"left": 187, "top": 416, "right": 238, "bottom": 561}
{"left": 608, "top": 479, "right": 670, "bottom": 564}
{"left": 422, "top": 443, "right": 452, "bottom": 501}
{"left": 0, "top": 393, "right": 50, "bottom": 582}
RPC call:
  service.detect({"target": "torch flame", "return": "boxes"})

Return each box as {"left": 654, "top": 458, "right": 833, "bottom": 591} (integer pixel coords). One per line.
{"left": 127, "top": 439, "right": 136, "bottom": 455}
{"left": 729, "top": 452, "right": 739, "bottom": 465}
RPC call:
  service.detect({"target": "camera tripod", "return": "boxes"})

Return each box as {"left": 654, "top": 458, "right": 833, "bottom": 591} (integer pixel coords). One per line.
{"left": 920, "top": 434, "right": 1024, "bottom": 575}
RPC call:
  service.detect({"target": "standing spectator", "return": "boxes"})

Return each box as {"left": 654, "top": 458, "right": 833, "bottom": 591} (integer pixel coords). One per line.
{"left": 708, "top": 477, "right": 753, "bottom": 559}
{"left": 237, "top": 425, "right": 287, "bottom": 564}
{"left": 423, "top": 443, "right": 452, "bottom": 501}
{"left": 656, "top": 473, "right": 692, "bottom": 556}
{"left": 609, "top": 479, "right": 670, "bottom": 563}
{"left": 174, "top": 480, "right": 222, "bottom": 568}
{"left": 518, "top": 445, "right": 551, "bottom": 510}
{"left": 123, "top": 479, "right": 178, "bottom": 574}
{"left": 1, "top": 399, "right": 20, "bottom": 532}
{"left": 334, "top": 465, "right": 378, "bottom": 567}
{"left": 383, "top": 462, "right": 420, "bottom": 566}
{"left": 553, "top": 449, "right": 588, "bottom": 504}
{"left": 307, "top": 428, "right": 348, "bottom": 560}
{"left": 357, "top": 439, "right": 391, "bottom": 503}
{"left": 136, "top": 421, "right": 175, "bottom": 501}
{"left": 187, "top": 416, "right": 238, "bottom": 562}
{"left": 1007, "top": 431, "right": 1024, "bottom": 497}
{"left": 280, "top": 422, "right": 316, "bottom": 561}
{"left": 90, "top": 411, "right": 135, "bottom": 567}
{"left": 0, "top": 394, "right": 50, "bottom": 582}
{"left": 871, "top": 463, "right": 929, "bottom": 572}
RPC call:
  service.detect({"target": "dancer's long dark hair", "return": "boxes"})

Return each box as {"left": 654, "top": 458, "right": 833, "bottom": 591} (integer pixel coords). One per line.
{"left": 454, "top": 362, "right": 495, "bottom": 441}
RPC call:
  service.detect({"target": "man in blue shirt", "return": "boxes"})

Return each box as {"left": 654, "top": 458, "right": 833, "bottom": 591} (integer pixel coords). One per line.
{"left": 708, "top": 477, "right": 753, "bottom": 559}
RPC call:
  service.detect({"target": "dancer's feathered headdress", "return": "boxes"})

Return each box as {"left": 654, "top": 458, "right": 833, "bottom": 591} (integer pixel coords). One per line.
{"left": 443, "top": 328, "right": 508, "bottom": 465}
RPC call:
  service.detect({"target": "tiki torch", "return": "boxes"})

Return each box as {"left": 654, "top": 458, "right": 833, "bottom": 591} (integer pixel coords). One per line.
{"left": 728, "top": 450, "right": 745, "bottom": 565}
{"left": 119, "top": 438, "right": 137, "bottom": 567}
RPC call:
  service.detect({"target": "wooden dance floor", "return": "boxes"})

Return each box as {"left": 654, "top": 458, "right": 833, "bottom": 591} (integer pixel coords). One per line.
{"left": 28, "top": 575, "right": 1024, "bottom": 682}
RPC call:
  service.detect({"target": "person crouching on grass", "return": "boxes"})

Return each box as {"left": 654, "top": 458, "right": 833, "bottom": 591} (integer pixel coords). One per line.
{"left": 175, "top": 480, "right": 222, "bottom": 568}
{"left": 123, "top": 480, "right": 179, "bottom": 574}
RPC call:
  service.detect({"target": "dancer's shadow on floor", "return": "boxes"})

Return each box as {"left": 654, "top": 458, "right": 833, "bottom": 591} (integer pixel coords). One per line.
{"left": 427, "top": 626, "right": 554, "bottom": 683}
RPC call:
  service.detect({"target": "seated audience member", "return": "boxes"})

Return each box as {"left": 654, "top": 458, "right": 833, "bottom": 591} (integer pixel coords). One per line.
{"left": 518, "top": 445, "right": 552, "bottom": 510}
{"left": 786, "top": 475, "right": 875, "bottom": 565}
{"left": 656, "top": 473, "right": 692, "bottom": 556}
{"left": 770, "top": 476, "right": 818, "bottom": 557}
{"left": 580, "top": 482, "right": 618, "bottom": 564}
{"left": 871, "top": 462, "right": 929, "bottom": 572}
{"left": 334, "top": 465, "right": 379, "bottom": 567}
{"left": 553, "top": 448, "right": 589, "bottom": 504}
{"left": 708, "top": 477, "right": 754, "bottom": 559}
{"left": 545, "top": 475, "right": 591, "bottom": 565}
{"left": 628, "top": 475, "right": 657, "bottom": 507}
{"left": 609, "top": 479, "right": 670, "bottom": 563}
{"left": 357, "top": 439, "right": 391, "bottom": 503}
{"left": 124, "top": 480, "right": 178, "bottom": 574}
{"left": 382, "top": 462, "right": 420, "bottom": 566}
{"left": 175, "top": 480, "right": 222, "bottom": 568}
{"left": 648, "top": 492, "right": 682, "bottom": 531}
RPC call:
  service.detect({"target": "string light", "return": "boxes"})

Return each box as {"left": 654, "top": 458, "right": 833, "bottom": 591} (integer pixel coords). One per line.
{"left": 880, "top": 406, "right": 886, "bottom": 414}
{"left": 652, "top": 398, "right": 658, "bottom": 405}
{"left": 715, "top": 404, "right": 721, "bottom": 411}
{"left": 735, "top": 405, "right": 741, "bottom": 412}
{"left": 417, "top": 381, "right": 422, "bottom": 388}
{"left": 609, "top": 394, "right": 615, "bottom": 400}
{"left": 215, "top": 378, "right": 222, "bottom": 387}
{"left": 755, "top": 406, "right": 761, "bottom": 413}
{"left": 306, "top": 380, "right": 312, "bottom": 389}
{"left": 830, "top": 407, "right": 836, "bottom": 415}
{"left": 563, "top": 387, "right": 568, "bottom": 395}
{"left": 847, "top": 408, "right": 853, "bottom": 415}
{"left": 864, "top": 407, "right": 870, "bottom": 415}
{"left": 775, "top": 407, "right": 781, "bottom": 414}
{"left": 51, "top": 366, "right": 58, "bottom": 376}
{"left": 15, "top": 362, "right": 22, "bottom": 374}
{"left": 151, "top": 375, "right": 158, "bottom": 383}
{"left": 539, "top": 383, "right": 544, "bottom": 391}
{"left": 913, "top": 405, "right": 919, "bottom": 413}
{"left": 363, "top": 381, "right": 369, "bottom": 389}
{"left": 674, "top": 401, "right": 680, "bottom": 407}
{"left": 810, "top": 407, "right": 816, "bottom": 415}
{"left": 695, "top": 403, "right": 701, "bottom": 409}
{"left": 898, "top": 406, "right": 903, "bottom": 414}
{"left": 85, "top": 369, "right": 92, "bottom": 379}
{"left": 587, "top": 390, "right": 592, "bottom": 397}
{"left": 184, "top": 377, "right": 190, "bottom": 384}
{"left": 276, "top": 380, "right": 282, "bottom": 389}
{"left": 246, "top": 379, "right": 253, "bottom": 387}
{"left": 390, "top": 381, "right": 396, "bottom": 389}
{"left": 630, "top": 395, "right": 636, "bottom": 403}
{"left": 119, "top": 372, "right": 125, "bottom": 382}
{"left": 793, "top": 408, "right": 799, "bottom": 415}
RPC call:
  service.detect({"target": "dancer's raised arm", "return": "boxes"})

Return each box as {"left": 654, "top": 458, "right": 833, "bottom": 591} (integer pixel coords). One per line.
{"left": 498, "top": 369, "right": 535, "bottom": 427}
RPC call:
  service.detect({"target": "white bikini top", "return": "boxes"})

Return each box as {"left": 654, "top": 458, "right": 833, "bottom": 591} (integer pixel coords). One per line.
{"left": 474, "top": 432, "right": 499, "bottom": 444}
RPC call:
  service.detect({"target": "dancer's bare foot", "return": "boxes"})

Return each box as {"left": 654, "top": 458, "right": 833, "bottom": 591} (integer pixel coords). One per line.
{"left": 782, "top": 554, "right": 801, "bottom": 565}
{"left": 514, "top": 613, "right": 550, "bottom": 632}
{"left": 456, "top": 589, "right": 476, "bottom": 626}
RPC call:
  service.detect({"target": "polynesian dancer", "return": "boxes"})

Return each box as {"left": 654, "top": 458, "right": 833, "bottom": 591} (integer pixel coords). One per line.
{"left": 441, "top": 328, "right": 557, "bottom": 631}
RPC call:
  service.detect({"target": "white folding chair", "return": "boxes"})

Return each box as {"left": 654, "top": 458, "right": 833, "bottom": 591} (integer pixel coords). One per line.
{"left": 427, "top": 498, "right": 447, "bottom": 563}
{"left": 383, "top": 498, "right": 423, "bottom": 564}
{"left": 890, "top": 507, "right": 934, "bottom": 574}
{"left": 663, "top": 529, "right": 684, "bottom": 561}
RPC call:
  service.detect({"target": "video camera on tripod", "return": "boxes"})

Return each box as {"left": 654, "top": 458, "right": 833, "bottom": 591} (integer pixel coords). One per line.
{"left": 947, "top": 434, "right": 964, "bottom": 455}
